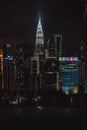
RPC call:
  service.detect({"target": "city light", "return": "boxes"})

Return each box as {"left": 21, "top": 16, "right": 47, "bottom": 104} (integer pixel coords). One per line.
{"left": 59, "top": 57, "right": 79, "bottom": 62}
{"left": 4, "top": 57, "right": 14, "bottom": 61}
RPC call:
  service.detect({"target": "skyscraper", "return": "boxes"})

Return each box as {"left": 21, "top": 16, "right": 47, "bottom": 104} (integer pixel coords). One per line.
{"left": 59, "top": 57, "right": 79, "bottom": 94}
{"left": 79, "top": 40, "right": 87, "bottom": 93}
{"left": 45, "top": 34, "right": 62, "bottom": 58}
{"left": 4, "top": 56, "right": 15, "bottom": 90}
{"left": 31, "top": 15, "right": 45, "bottom": 93}
{"left": 16, "top": 43, "right": 33, "bottom": 91}
{"left": 35, "top": 15, "right": 44, "bottom": 55}
{"left": 44, "top": 34, "right": 62, "bottom": 90}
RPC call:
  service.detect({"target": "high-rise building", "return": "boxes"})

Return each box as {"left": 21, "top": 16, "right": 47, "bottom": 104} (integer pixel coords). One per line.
{"left": 59, "top": 57, "right": 79, "bottom": 94}
{"left": 31, "top": 15, "right": 45, "bottom": 93}
{"left": 79, "top": 40, "right": 87, "bottom": 93}
{"left": 44, "top": 34, "right": 62, "bottom": 90}
{"left": 35, "top": 15, "right": 45, "bottom": 74}
{"left": 4, "top": 56, "right": 16, "bottom": 90}
{"left": 46, "top": 34, "right": 62, "bottom": 58}
{"left": 2, "top": 43, "right": 16, "bottom": 90}
{"left": 16, "top": 43, "right": 33, "bottom": 91}
{"left": 45, "top": 57, "right": 59, "bottom": 90}
{"left": 0, "top": 49, "right": 4, "bottom": 89}
{"left": 54, "top": 34, "right": 62, "bottom": 57}
{"left": 35, "top": 15, "right": 44, "bottom": 55}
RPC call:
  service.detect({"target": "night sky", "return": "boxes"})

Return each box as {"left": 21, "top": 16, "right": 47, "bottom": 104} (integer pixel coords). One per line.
{"left": 0, "top": 0, "right": 87, "bottom": 56}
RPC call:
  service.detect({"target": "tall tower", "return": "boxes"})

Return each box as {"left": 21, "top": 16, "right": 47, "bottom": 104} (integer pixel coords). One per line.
{"left": 35, "top": 16, "right": 44, "bottom": 55}
{"left": 4, "top": 56, "right": 15, "bottom": 90}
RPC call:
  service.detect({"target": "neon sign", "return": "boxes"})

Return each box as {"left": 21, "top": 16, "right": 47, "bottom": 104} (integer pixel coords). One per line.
{"left": 59, "top": 57, "right": 79, "bottom": 62}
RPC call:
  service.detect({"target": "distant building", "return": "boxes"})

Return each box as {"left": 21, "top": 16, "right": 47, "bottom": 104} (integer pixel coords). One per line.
{"left": 45, "top": 57, "right": 59, "bottom": 90}
{"left": 30, "top": 56, "right": 40, "bottom": 93}
{"left": 46, "top": 34, "right": 62, "bottom": 58}
{"left": 15, "top": 43, "right": 33, "bottom": 91}
{"left": 31, "top": 56, "right": 39, "bottom": 75}
{"left": 0, "top": 49, "right": 4, "bottom": 89}
{"left": 59, "top": 57, "right": 79, "bottom": 94}
{"left": 84, "top": 58, "right": 87, "bottom": 93}
{"left": 35, "top": 15, "right": 45, "bottom": 73}
{"left": 44, "top": 34, "right": 62, "bottom": 90}
{"left": 2, "top": 43, "right": 16, "bottom": 90}
{"left": 35, "top": 15, "right": 44, "bottom": 55}
{"left": 79, "top": 40, "right": 87, "bottom": 93}
{"left": 4, "top": 56, "right": 16, "bottom": 90}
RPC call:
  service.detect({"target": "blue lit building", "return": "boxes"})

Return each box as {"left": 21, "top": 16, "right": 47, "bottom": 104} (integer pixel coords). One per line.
{"left": 4, "top": 56, "right": 16, "bottom": 90}
{"left": 59, "top": 57, "right": 79, "bottom": 94}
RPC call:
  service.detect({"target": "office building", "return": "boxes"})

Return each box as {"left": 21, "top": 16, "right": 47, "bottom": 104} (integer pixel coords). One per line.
{"left": 46, "top": 34, "right": 62, "bottom": 58}
{"left": 4, "top": 56, "right": 16, "bottom": 90}
{"left": 59, "top": 57, "right": 79, "bottom": 94}
{"left": 45, "top": 57, "right": 59, "bottom": 90}
{"left": 15, "top": 43, "right": 33, "bottom": 91}
{"left": 79, "top": 40, "right": 87, "bottom": 93}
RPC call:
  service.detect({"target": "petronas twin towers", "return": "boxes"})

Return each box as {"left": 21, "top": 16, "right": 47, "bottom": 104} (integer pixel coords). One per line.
{"left": 35, "top": 16, "right": 44, "bottom": 55}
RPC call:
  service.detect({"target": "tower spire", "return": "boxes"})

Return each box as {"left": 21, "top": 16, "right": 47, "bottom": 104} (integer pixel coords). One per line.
{"left": 35, "top": 15, "right": 44, "bottom": 55}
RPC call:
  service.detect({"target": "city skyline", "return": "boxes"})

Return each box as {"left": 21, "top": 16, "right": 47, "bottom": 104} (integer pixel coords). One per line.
{"left": 0, "top": 0, "right": 87, "bottom": 56}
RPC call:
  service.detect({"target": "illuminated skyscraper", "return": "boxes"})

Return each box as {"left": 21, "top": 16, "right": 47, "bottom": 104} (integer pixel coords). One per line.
{"left": 31, "top": 15, "right": 45, "bottom": 93}
{"left": 4, "top": 56, "right": 15, "bottom": 90}
{"left": 35, "top": 16, "right": 44, "bottom": 55}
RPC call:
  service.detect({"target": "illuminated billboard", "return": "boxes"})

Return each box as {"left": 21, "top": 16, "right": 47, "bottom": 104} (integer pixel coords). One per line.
{"left": 59, "top": 57, "right": 79, "bottom": 62}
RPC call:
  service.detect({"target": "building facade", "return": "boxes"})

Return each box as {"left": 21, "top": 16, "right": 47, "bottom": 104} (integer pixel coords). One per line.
{"left": 16, "top": 43, "right": 33, "bottom": 91}
{"left": 4, "top": 56, "right": 16, "bottom": 90}
{"left": 45, "top": 57, "right": 59, "bottom": 90}
{"left": 46, "top": 34, "right": 62, "bottom": 58}
{"left": 59, "top": 57, "right": 79, "bottom": 94}
{"left": 79, "top": 40, "right": 87, "bottom": 93}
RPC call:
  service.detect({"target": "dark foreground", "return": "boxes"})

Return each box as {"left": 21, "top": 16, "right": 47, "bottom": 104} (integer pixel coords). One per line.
{"left": 0, "top": 105, "right": 87, "bottom": 129}
{"left": 0, "top": 105, "right": 87, "bottom": 119}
